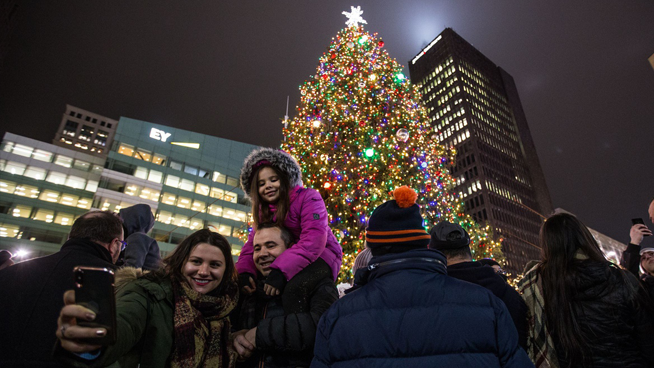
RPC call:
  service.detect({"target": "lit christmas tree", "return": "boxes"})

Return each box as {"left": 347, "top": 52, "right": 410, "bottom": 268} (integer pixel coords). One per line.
{"left": 281, "top": 7, "right": 503, "bottom": 282}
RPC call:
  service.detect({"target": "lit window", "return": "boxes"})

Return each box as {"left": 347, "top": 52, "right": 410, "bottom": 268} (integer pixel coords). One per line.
{"left": 60, "top": 194, "right": 79, "bottom": 206}
{"left": 210, "top": 187, "right": 224, "bottom": 199}
{"left": 33, "top": 209, "right": 55, "bottom": 223}
{"left": 77, "top": 197, "right": 92, "bottom": 209}
{"left": 224, "top": 191, "right": 237, "bottom": 203}
{"left": 1, "top": 141, "right": 14, "bottom": 152}
{"left": 3, "top": 161, "right": 26, "bottom": 176}
{"left": 172, "top": 214, "right": 188, "bottom": 227}
{"left": 226, "top": 177, "right": 239, "bottom": 188}
{"left": 152, "top": 153, "right": 166, "bottom": 166}
{"left": 134, "top": 167, "right": 148, "bottom": 180}
{"left": 85, "top": 180, "right": 99, "bottom": 192}
{"left": 134, "top": 149, "right": 152, "bottom": 162}
{"left": 189, "top": 218, "right": 203, "bottom": 230}
{"left": 195, "top": 183, "right": 210, "bottom": 196}
{"left": 207, "top": 205, "right": 223, "bottom": 217}
{"left": 156, "top": 210, "right": 173, "bottom": 224}
{"left": 24, "top": 166, "right": 46, "bottom": 181}
{"left": 165, "top": 175, "right": 180, "bottom": 188}
{"left": 39, "top": 189, "right": 60, "bottom": 202}
{"left": 191, "top": 200, "right": 205, "bottom": 212}
{"left": 0, "top": 223, "right": 20, "bottom": 238}
{"left": 179, "top": 179, "right": 194, "bottom": 192}
{"left": 177, "top": 196, "right": 191, "bottom": 209}
{"left": 54, "top": 155, "right": 73, "bottom": 168}
{"left": 148, "top": 170, "right": 163, "bottom": 183}
{"left": 12, "top": 205, "right": 31, "bottom": 218}
{"left": 118, "top": 144, "right": 135, "bottom": 157}
{"left": 54, "top": 212, "right": 75, "bottom": 226}
{"left": 212, "top": 172, "right": 226, "bottom": 183}
{"left": 32, "top": 149, "right": 53, "bottom": 162}
{"left": 73, "top": 160, "right": 91, "bottom": 172}
{"left": 125, "top": 184, "right": 140, "bottom": 196}
{"left": 92, "top": 165, "right": 104, "bottom": 174}
{"left": 184, "top": 165, "right": 198, "bottom": 176}
{"left": 65, "top": 176, "right": 86, "bottom": 190}
{"left": 46, "top": 171, "right": 67, "bottom": 185}
{"left": 12, "top": 144, "right": 33, "bottom": 158}
{"left": 162, "top": 193, "right": 176, "bottom": 206}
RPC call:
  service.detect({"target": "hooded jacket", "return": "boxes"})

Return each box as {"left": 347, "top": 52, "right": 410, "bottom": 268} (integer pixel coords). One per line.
{"left": 236, "top": 148, "right": 342, "bottom": 281}
{"left": 311, "top": 248, "right": 533, "bottom": 368}
{"left": 448, "top": 261, "right": 528, "bottom": 350}
{"left": 119, "top": 204, "right": 161, "bottom": 270}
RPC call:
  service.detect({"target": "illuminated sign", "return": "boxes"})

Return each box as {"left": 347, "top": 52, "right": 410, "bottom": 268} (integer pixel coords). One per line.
{"left": 149, "top": 128, "right": 172, "bottom": 142}
{"left": 411, "top": 35, "right": 442, "bottom": 65}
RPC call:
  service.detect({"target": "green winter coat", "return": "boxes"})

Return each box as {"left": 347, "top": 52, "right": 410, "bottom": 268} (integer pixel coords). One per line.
{"left": 56, "top": 268, "right": 175, "bottom": 367}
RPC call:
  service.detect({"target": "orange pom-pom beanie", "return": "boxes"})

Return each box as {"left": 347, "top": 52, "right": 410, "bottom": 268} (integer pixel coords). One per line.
{"left": 366, "top": 186, "right": 431, "bottom": 256}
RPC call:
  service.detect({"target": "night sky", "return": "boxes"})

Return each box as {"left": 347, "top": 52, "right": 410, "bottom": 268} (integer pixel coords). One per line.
{"left": 1, "top": 1, "right": 653, "bottom": 244}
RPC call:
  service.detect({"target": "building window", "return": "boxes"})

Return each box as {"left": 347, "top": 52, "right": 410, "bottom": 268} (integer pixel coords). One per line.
{"left": 86, "top": 180, "right": 99, "bottom": 192}
{"left": 177, "top": 196, "right": 191, "bottom": 209}
{"left": 73, "top": 160, "right": 91, "bottom": 172}
{"left": 156, "top": 210, "right": 173, "bottom": 224}
{"left": 195, "top": 183, "right": 210, "bottom": 196}
{"left": 59, "top": 194, "right": 79, "bottom": 207}
{"left": 12, "top": 144, "right": 33, "bottom": 158}
{"left": 134, "top": 148, "right": 152, "bottom": 162}
{"left": 39, "top": 189, "right": 60, "bottom": 203}
{"left": 118, "top": 143, "right": 135, "bottom": 157}
{"left": 4, "top": 161, "right": 26, "bottom": 176}
{"left": 152, "top": 153, "right": 166, "bottom": 166}
{"left": 170, "top": 161, "right": 183, "bottom": 171}
{"left": 212, "top": 171, "right": 226, "bottom": 183}
{"left": 161, "top": 193, "right": 176, "bottom": 206}
{"left": 54, "top": 212, "right": 75, "bottom": 226}
{"left": 226, "top": 177, "right": 239, "bottom": 188}
{"left": 23, "top": 167, "right": 46, "bottom": 181}
{"left": 63, "top": 120, "right": 78, "bottom": 137}
{"left": 12, "top": 205, "right": 31, "bottom": 218}
{"left": 54, "top": 155, "right": 74, "bottom": 168}
{"left": 184, "top": 165, "right": 198, "bottom": 176}
{"left": 147, "top": 170, "right": 163, "bottom": 184}
{"left": 14, "top": 184, "right": 39, "bottom": 198}
{"left": 33, "top": 209, "right": 55, "bottom": 223}
{"left": 134, "top": 167, "right": 149, "bottom": 180}
{"left": 210, "top": 187, "right": 224, "bottom": 200}
{"left": 65, "top": 176, "right": 87, "bottom": 190}
{"left": 191, "top": 200, "right": 205, "bottom": 212}
{"left": 79, "top": 125, "right": 94, "bottom": 141}
{"left": 32, "top": 149, "right": 53, "bottom": 162}
{"left": 164, "top": 175, "right": 180, "bottom": 188}
{"left": 179, "top": 179, "right": 194, "bottom": 192}
{"left": 207, "top": 204, "right": 223, "bottom": 217}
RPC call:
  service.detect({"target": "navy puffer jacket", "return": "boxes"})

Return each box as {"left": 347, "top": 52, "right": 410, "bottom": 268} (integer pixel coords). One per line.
{"left": 311, "top": 249, "right": 533, "bottom": 368}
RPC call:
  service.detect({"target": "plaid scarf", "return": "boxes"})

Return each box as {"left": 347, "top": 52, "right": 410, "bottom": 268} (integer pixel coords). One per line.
{"left": 517, "top": 266, "right": 559, "bottom": 368}
{"left": 170, "top": 279, "right": 238, "bottom": 368}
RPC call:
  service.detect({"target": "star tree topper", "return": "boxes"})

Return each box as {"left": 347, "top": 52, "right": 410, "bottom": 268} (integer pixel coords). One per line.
{"left": 342, "top": 6, "right": 367, "bottom": 28}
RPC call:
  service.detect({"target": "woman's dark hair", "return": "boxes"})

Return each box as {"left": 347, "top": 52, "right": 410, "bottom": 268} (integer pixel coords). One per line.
{"left": 539, "top": 213, "right": 608, "bottom": 367}
{"left": 161, "top": 229, "right": 237, "bottom": 295}
{"left": 249, "top": 165, "right": 290, "bottom": 228}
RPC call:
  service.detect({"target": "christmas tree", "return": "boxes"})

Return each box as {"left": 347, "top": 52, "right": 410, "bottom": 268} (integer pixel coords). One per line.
{"left": 281, "top": 7, "right": 503, "bottom": 282}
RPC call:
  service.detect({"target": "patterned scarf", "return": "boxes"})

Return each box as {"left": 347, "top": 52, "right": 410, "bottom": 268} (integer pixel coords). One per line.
{"left": 517, "top": 266, "right": 559, "bottom": 368}
{"left": 170, "top": 278, "right": 239, "bottom": 368}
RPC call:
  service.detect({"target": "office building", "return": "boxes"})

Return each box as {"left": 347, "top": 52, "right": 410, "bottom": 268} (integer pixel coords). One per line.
{"left": 409, "top": 28, "right": 553, "bottom": 274}
{"left": 52, "top": 104, "right": 118, "bottom": 157}
{"left": 0, "top": 111, "right": 260, "bottom": 258}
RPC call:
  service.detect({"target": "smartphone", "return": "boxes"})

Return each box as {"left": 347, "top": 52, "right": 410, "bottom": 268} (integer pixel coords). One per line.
{"left": 632, "top": 218, "right": 645, "bottom": 225}
{"left": 73, "top": 266, "right": 117, "bottom": 345}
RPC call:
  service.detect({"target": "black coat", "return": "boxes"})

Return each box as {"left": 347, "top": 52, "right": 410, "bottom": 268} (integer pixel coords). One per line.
{"left": 554, "top": 261, "right": 654, "bottom": 367}
{"left": 621, "top": 242, "right": 654, "bottom": 300}
{"left": 447, "top": 261, "right": 528, "bottom": 350}
{"left": 233, "top": 276, "right": 338, "bottom": 368}
{"left": 0, "top": 238, "right": 115, "bottom": 367}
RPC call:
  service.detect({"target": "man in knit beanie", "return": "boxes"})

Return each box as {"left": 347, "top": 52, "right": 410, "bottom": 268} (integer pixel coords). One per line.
{"left": 430, "top": 220, "right": 528, "bottom": 350}
{"left": 312, "top": 187, "right": 532, "bottom": 368}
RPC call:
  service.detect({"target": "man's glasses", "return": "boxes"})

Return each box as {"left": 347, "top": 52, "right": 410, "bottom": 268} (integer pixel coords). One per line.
{"left": 119, "top": 240, "right": 127, "bottom": 252}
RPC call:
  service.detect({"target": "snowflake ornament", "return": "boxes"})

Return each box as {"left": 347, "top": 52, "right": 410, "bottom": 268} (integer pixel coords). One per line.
{"left": 343, "top": 6, "right": 367, "bottom": 28}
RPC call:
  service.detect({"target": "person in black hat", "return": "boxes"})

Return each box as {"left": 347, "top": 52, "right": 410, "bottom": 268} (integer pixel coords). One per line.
{"left": 430, "top": 221, "right": 528, "bottom": 350}
{"left": 311, "top": 186, "right": 532, "bottom": 368}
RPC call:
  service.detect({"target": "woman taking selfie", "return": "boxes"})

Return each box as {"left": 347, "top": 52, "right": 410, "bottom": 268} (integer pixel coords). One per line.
{"left": 518, "top": 213, "right": 654, "bottom": 368}
{"left": 55, "top": 229, "right": 239, "bottom": 368}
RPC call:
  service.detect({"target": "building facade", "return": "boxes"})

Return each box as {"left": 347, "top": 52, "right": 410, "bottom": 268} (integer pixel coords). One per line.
{"left": 0, "top": 115, "right": 261, "bottom": 258}
{"left": 409, "top": 28, "right": 553, "bottom": 274}
{"left": 52, "top": 104, "right": 119, "bottom": 157}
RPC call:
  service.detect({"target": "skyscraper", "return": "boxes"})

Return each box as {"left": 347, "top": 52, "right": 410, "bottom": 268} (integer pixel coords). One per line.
{"left": 409, "top": 28, "right": 553, "bottom": 274}
{"left": 52, "top": 104, "right": 118, "bottom": 157}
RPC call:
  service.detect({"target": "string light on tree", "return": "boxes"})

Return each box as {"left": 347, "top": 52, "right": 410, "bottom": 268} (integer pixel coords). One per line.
{"left": 281, "top": 6, "right": 503, "bottom": 282}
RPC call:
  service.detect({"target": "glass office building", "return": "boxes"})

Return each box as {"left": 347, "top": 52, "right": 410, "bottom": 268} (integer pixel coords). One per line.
{"left": 409, "top": 28, "right": 553, "bottom": 274}
{"left": 0, "top": 117, "right": 261, "bottom": 258}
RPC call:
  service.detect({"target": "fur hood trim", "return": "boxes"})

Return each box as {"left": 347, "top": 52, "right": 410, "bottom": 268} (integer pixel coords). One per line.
{"left": 115, "top": 267, "right": 145, "bottom": 293}
{"left": 239, "top": 147, "right": 303, "bottom": 200}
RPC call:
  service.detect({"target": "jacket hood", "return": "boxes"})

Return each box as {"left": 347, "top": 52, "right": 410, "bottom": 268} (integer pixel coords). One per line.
{"left": 239, "top": 147, "right": 303, "bottom": 200}
{"left": 115, "top": 267, "right": 145, "bottom": 293}
{"left": 447, "top": 261, "right": 509, "bottom": 299}
{"left": 119, "top": 204, "right": 155, "bottom": 235}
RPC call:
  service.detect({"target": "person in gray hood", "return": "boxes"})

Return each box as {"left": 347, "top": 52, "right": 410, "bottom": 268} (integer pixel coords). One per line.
{"left": 119, "top": 203, "right": 161, "bottom": 270}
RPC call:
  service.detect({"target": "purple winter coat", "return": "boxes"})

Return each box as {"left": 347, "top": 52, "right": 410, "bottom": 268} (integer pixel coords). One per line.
{"left": 236, "top": 186, "right": 342, "bottom": 281}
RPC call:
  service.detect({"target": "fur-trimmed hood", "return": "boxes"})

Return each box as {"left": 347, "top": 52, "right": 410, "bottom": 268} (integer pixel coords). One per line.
{"left": 239, "top": 147, "right": 303, "bottom": 200}
{"left": 115, "top": 267, "right": 145, "bottom": 293}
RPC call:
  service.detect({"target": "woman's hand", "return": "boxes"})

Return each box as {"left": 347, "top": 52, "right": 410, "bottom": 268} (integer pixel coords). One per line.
{"left": 243, "top": 276, "right": 257, "bottom": 295}
{"left": 232, "top": 329, "right": 255, "bottom": 359}
{"left": 56, "top": 290, "right": 106, "bottom": 353}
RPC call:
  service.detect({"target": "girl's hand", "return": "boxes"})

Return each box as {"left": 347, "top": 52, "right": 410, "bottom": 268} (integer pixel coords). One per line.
{"left": 263, "top": 284, "right": 280, "bottom": 296}
{"left": 243, "top": 276, "right": 257, "bottom": 295}
{"left": 57, "top": 290, "right": 105, "bottom": 353}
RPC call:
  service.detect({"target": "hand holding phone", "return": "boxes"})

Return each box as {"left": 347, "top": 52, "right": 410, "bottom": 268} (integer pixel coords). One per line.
{"left": 73, "top": 266, "right": 117, "bottom": 345}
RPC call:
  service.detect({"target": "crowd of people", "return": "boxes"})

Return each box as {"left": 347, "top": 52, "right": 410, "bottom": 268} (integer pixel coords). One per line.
{"left": 0, "top": 147, "right": 653, "bottom": 368}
